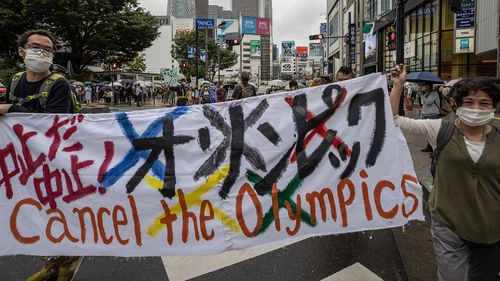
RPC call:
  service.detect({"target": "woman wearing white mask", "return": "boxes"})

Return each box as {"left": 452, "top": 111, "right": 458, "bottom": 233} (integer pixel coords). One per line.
{"left": 390, "top": 65, "right": 499, "bottom": 281}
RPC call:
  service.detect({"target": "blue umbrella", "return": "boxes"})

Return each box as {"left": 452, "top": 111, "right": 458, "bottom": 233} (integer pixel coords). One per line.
{"left": 406, "top": 71, "right": 444, "bottom": 84}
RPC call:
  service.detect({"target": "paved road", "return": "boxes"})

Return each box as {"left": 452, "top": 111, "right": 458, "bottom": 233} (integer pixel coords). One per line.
{"left": 0, "top": 106, "right": 438, "bottom": 281}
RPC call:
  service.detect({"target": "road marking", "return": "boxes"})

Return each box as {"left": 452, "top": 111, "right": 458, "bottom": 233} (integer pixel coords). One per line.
{"left": 162, "top": 238, "right": 305, "bottom": 281}
{"left": 321, "top": 263, "right": 383, "bottom": 281}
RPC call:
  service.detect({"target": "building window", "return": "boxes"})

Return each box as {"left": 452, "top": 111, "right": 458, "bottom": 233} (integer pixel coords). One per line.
{"left": 381, "top": 0, "right": 389, "bottom": 13}
{"left": 329, "top": 11, "right": 339, "bottom": 46}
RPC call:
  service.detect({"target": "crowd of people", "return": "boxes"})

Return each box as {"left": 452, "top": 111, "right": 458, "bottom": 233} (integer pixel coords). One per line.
{"left": 0, "top": 29, "right": 498, "bottom": 281}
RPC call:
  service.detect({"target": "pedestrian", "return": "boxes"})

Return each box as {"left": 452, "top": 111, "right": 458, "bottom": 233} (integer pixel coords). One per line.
{"left": 216, "top": 84, "right": 227, "bottom": 102}
{"left": 200, "top": 85, "right": 211, "bottom": 104}
{"left": 417, "top": 82, "right": 441, "bottom": 153}
{"left": 289, "top": 80, "right": 299, "bottom": 91}
{"left": 84, "top": 85, "right": 92, "bottom": 105}
{"left": 169, "top": 74, "right": 189, "bottom": 106}
{"left": 0, "top": 29, "right": 83, "bottom": 281}
{"left": 335, "top": 66, "right": 353, "bottom": 82}
{"left": 390, "top": 64, "right": 500, "bottom": 281}
{"left": 135, "top": 85, "right": 143, "bottom": 107}
{"left": 232, "top": 72, "right": 256, "bottom": 99}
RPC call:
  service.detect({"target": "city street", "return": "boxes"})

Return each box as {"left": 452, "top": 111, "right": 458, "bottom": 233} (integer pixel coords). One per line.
{"left": 0, "top": 0, "right": 498, "bottom": 280}
{"left": 0, "top": 106, "right": 438, "bottom": 281}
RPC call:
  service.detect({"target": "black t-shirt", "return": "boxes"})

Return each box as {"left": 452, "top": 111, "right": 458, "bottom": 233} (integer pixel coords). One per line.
{"left": 6, "top": 73, "right": 72, "bottom": 113}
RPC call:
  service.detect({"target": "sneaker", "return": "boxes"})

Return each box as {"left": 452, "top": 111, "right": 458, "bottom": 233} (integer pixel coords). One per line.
{"left": 26, "top": 267, "right": 58, "bottom": 281}
{"left": 56, "top": 257, "right": 84, "bottom": 281}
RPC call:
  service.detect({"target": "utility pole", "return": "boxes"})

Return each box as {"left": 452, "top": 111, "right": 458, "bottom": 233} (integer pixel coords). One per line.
{"left": 348, "top": 12, "right": 352, "bottom": 67}
{"left": 195, "top": 22, "right": 199, "bottom": 89}
{"left": 396, "top": 0, "right": 405, "bottom": 116}
{"left": 205, "top": 28, "right": 209, "bottom": 81}
{"left": 239, "top": 12, "right": 243, "bottom": 75}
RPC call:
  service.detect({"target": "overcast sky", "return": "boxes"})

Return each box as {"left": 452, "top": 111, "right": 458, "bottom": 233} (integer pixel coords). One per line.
{"left": 138, "top": 0, "right": 326, "bottom": 48}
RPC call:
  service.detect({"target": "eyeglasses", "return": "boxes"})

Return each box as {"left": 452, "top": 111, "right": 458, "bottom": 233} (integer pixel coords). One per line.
{"left": 24, "top": 44, "right": 54, "bottom": 54}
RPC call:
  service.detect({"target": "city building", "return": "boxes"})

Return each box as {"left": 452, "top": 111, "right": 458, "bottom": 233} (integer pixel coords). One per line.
{"left": 167, "top": 0, "right": 196, "bottom": 18}
{"left": 232, "top": 0, "right": 259, "bottom": 17}
{"left": 272, "top": 44, "right": 279, "bottom": 62}
{"left": 195, "top": 0, "right": 209, "bottom": 18}
{"left": 476, "top": 0, "right": 499, "bottom": 77}
{"left": 231, "top": 0, "right": 273, "bottom": 82}
{"left": 324, "top": 0, "right": 499, "bottom": 79}
{"left": 208, "top": 5, "right": 223, "bottom": 19}
{"left": 143, "top": 16, "right": 174, "bottom": 73}
{"left": 208, "top": 5, "right": 238, "bottom": 19}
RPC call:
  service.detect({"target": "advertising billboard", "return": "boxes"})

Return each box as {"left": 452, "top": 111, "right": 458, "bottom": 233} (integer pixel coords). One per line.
{"left": 173, "top": 18, "right": 194, "bottom": 36}
{"left": 256, "top": 18, "right": 271, "bottom": 35}
{"left": 250, "top": 40, "right": 262, "bottom": 57}
{"left": 281, "top": 41, "right": 295, "bottom": 56}
{"left": 217, "top": 19, "right": 239, "bottom": 40}
{"left": 242, "top": 17, "right": 257, "bottom": 34}
{"left": 364, "top": 34, "right": 377, "bottom": 64}
{"left": 296, "top": 46, "right": 308, "bottom": 57}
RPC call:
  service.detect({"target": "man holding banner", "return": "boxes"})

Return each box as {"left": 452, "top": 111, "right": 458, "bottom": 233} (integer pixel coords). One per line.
{"left": 390, "top": 64, "right": 500, "bottom": 281}
{"left": 0, "top": 29, "right": 82, "bottom": 281}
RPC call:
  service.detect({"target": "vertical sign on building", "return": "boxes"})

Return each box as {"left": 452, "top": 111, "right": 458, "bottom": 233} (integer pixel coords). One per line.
{"left": 454, "top": 0, "right": 475, "bottom": 54}
{"left": 350, "top": 23, "right": 356, "bottom": 66}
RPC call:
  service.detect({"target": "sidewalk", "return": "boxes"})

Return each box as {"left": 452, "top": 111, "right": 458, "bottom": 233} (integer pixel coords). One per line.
{"left": 393, "top": 107, "right": 437, "bottom": 281}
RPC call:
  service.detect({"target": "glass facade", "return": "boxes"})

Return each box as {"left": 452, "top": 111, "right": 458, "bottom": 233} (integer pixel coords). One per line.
{"left": 381, "top": 0, "right": 495, "bottom": 80}
{"left": 403, "top": 2, "right": 439, "bottom": 73}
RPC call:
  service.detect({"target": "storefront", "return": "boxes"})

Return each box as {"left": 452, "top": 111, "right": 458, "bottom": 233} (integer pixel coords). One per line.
{"left": 378, "top": 0, "right": 495, "bottom": 81}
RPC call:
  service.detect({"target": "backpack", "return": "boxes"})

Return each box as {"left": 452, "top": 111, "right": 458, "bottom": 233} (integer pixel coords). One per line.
{"left": 431, "top": 114, "right": 500, "bottom": 178}
{"left": 240, "top": 83, "right": 255, "bottom": 98}
{"left": 9, "top": 72, "right": 81, "bottom": 113}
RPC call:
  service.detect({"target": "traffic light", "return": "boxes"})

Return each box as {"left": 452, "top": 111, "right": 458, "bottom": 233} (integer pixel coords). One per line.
{"left": 111, "top": 63, "right": 118, "bottom": 71}
{"left": 309, "top": 34, "right": 325, "bottom": 40}
{"left": 226, "top": 39, "right": 240, "bottom": 51}
{"left": 387, "top": 31, "right": 396, "bottom": 50}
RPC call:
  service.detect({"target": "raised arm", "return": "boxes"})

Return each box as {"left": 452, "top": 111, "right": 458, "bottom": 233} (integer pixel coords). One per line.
{"left": 389, "top": 64, "right": 407, "bottom": 116}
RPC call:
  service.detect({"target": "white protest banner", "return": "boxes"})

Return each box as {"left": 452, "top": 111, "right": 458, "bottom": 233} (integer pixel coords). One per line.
{"left": 161, "top": 67, "right": 179, "bottom": 86}
{"left": 0, "top": 73, "right": 423, "bottom": 257}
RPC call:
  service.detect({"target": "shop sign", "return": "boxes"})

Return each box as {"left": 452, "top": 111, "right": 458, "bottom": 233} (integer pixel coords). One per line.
{"left": 455, "top": 38, "right": 475, "bottom": 54}
{"left": 404, "top": 41, "right": 415, "bottom": 58}
{"left": 456, "top": 9, "right": 474, "bottom": 19}
{"left": 456, "top": 19, "right": 474, "bottom": 29}
{"left": 455, "top": 28, "right": 475, "bottom": 38}
{"left": 281, "top": 63, "right": 293, "bottom": 73}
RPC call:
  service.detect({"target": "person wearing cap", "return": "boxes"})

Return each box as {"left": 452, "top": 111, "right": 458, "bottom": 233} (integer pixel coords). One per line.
{"left": 170, "top": 74, "right": 189, "bottom": 106}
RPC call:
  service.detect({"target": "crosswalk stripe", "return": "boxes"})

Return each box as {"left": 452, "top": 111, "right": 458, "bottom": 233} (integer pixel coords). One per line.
{"left": 162, "top": 237, "right": 306, "bottom": 281}
{"left": 321, "top": 263, "right": 383, "bottom": 281}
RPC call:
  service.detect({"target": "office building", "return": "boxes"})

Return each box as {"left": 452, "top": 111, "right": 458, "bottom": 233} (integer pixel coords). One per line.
{"left": 195, "top": 0, "right": 208, "bottom": 18}
{"left": 167, "top": 0, "right": 196, "bottom": 18}
{"left": 232, "top": 0, "right": 259, "bottom": 17}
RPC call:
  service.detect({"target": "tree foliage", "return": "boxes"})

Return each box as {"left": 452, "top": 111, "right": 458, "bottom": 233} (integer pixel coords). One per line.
{"left": 0, "top": 0, "right": 159, "bottom": 73}
{"left": 171, "top": 30, "right": 238, "bottom": 81}
{"left": 125, "top": 53, "right": 147, "bottom": 72}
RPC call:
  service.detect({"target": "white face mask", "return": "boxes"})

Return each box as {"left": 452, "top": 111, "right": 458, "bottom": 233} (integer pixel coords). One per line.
{"left": 456, "top": 107, "right": 495, "bottom": 127}
{"left": 24, "top": 48, "right": 53, "bottom": 73}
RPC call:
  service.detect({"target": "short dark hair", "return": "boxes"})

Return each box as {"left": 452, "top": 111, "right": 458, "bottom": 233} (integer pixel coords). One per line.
{"left": 450, "top": 77, "right": 500, "bottom": 107}
{"left": 18, "top": 29, "right": 57, "bottom": 49}
{"left": 240, "top": 71, "right": 250, "bottom": 82}
{"left": 320, "top": 75, "right": 332, "bottom": 83}
{"left": 289, "top": 80, "right": 298, "bottom": 88}
{"left": 336, "top": 66, "right": 353, "bottom": 76}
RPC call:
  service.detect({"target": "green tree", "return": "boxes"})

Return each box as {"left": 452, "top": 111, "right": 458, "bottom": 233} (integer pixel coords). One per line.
{"left": 125, "top": 53, "right": 147, "bottom": 72}
{"left": 171, "top": 30, "right": 238, "bottom": 81}
{"left": 0, "top": 0, "right": 159, "bottom": 73}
